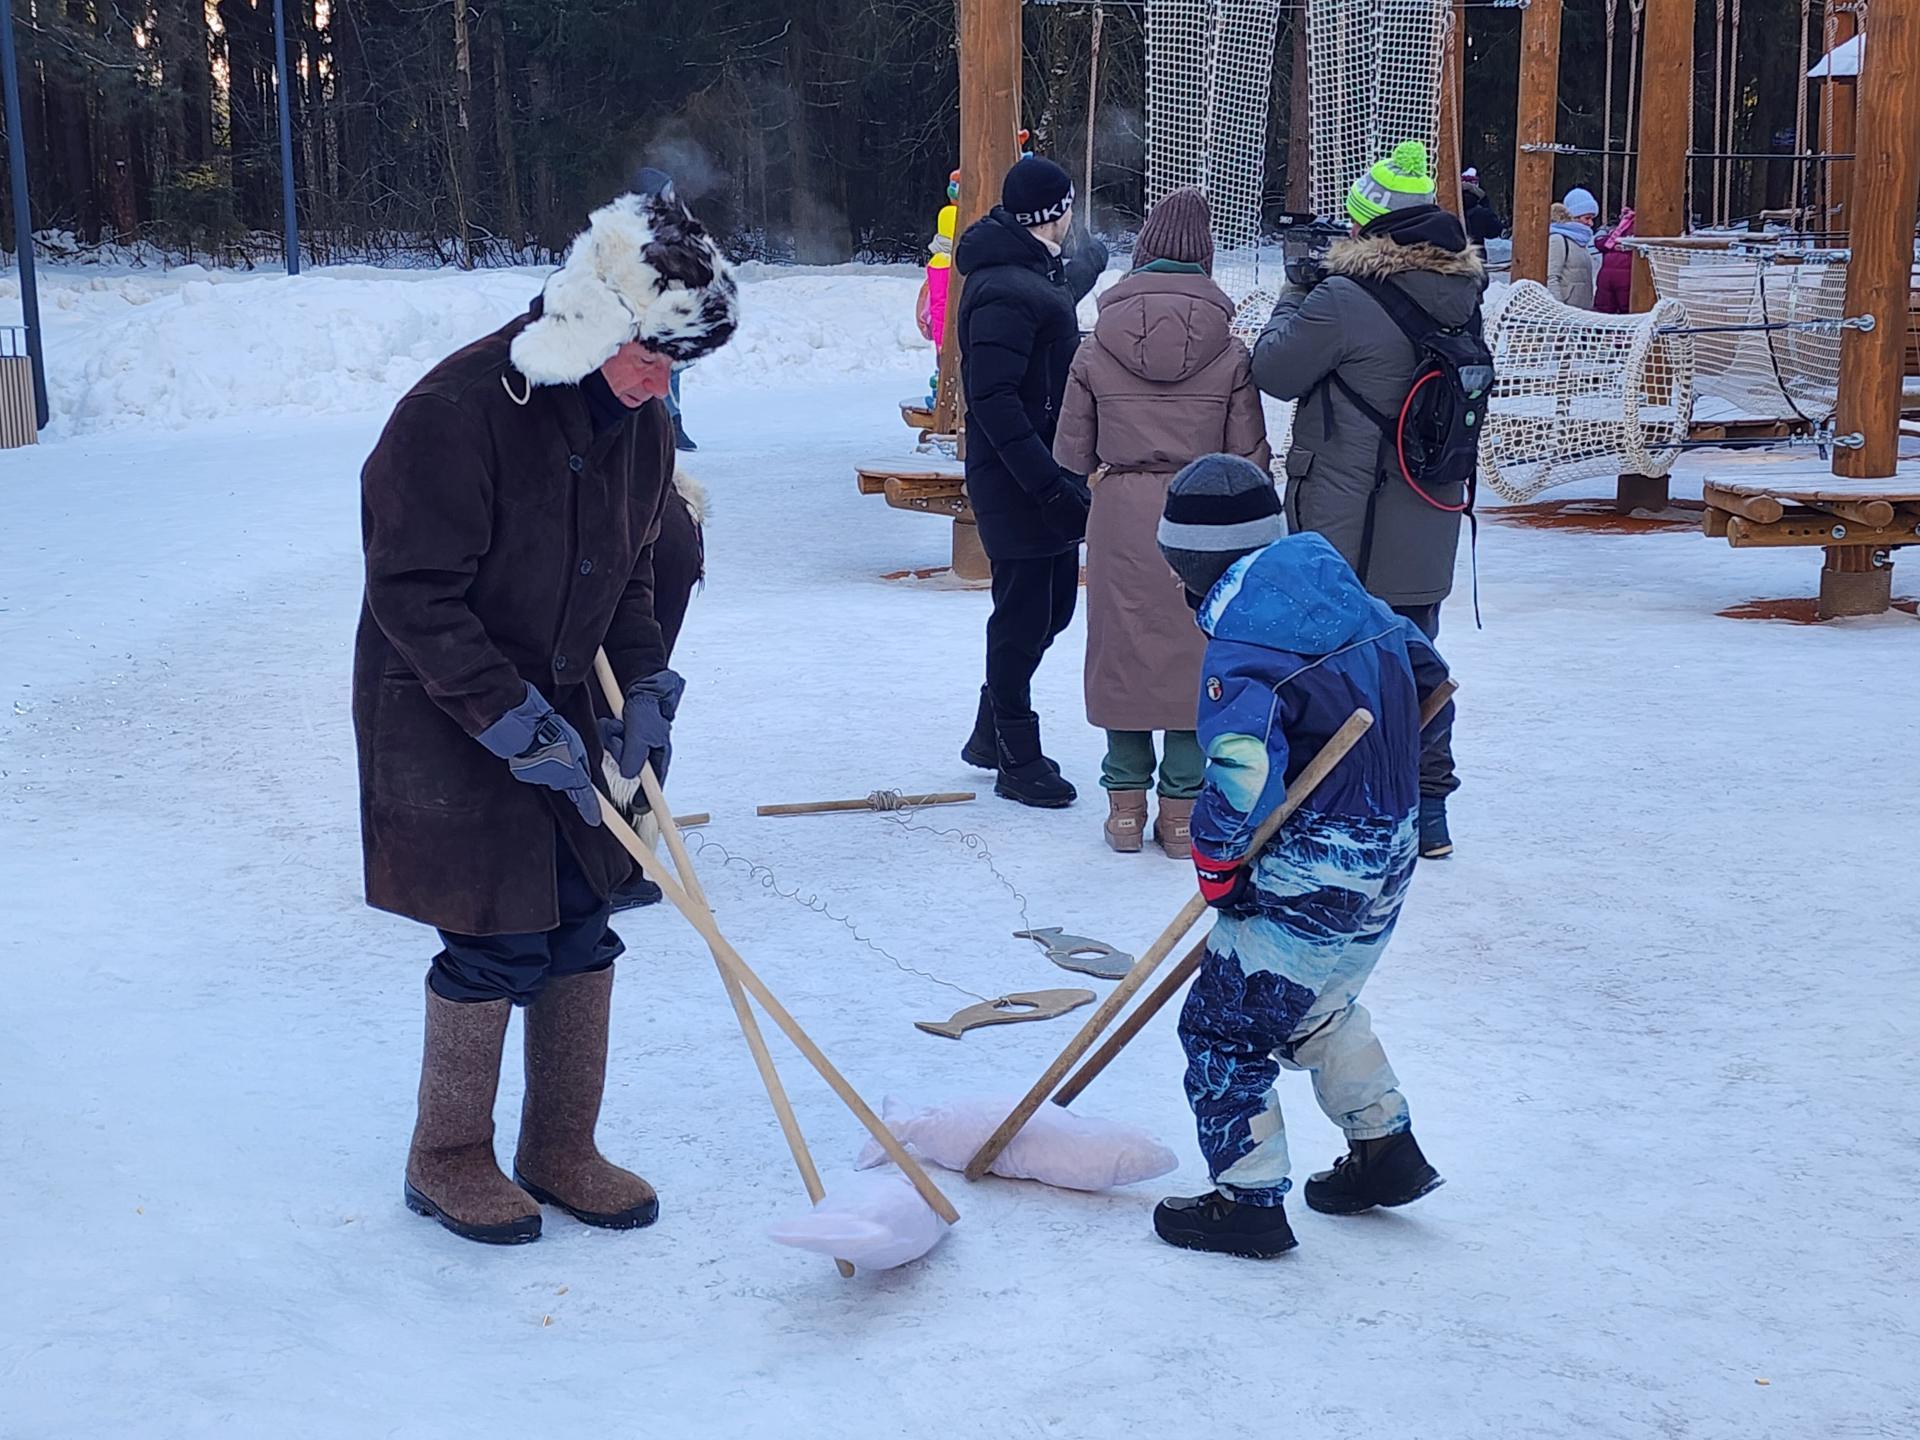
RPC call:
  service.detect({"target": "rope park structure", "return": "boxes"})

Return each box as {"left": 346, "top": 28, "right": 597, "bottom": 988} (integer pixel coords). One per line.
{"left": 859, "top": 0, "right": 1920, "bottom": 615}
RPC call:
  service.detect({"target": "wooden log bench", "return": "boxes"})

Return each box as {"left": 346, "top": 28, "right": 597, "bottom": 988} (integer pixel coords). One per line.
{"left": 1701, "top": 467, "right": 1920, "bottom": 618}
{"left": 854, "top": 456, "right": 987, "bottom": 582}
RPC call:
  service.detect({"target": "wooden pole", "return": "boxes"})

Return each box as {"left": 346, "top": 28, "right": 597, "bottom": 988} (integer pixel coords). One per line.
{"left": 964, "top": 708, "right": 1380, "bottom": 1183}
{"left": 1834, "top": 0, "right": 1920, "bottom": 485}
{"left": 1631, "top": 0, "right": 1697, "bottom": 312}
{"left": 1435, "top": 0, "right": 1467, "bottom": 218}
{"left": 1510, "top": 0, "right": 1563, "bottom": 283}
{"left": 1083, "top": 3, "right": 1104, "bottom": 209}
{"left": 1285, "top": 12, "right": 1310, "bottom": 214}
{"left": 593, "top": 654, "right": 855, "bottom": 1276}
{"left": 1826, "top": 2, "right": 1860, "bottom": 236}
{"left": 756, "top": 792, "right": 974, "bottom": 817}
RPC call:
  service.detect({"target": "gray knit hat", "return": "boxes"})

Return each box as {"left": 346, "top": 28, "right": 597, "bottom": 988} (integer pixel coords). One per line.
{"left": 1157, "top": 454, "right": 1286, "bottom": 599}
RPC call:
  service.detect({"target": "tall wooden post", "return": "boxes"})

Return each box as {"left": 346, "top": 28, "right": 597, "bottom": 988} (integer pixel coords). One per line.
{"left": 1510, "top": 0, "right": 1561, "bottom": 282}
{"left": 1435, "top": 0, "right": 1467, "bottom": 217}
{"left": 1631, "top": 0, "right": 1696, "bottom": 311}
{"left": 1825, "top": 2, "right": 1859, "bottom": 235}
{"left": 1285, "top": 14, "right": 1310, "bottom": 213}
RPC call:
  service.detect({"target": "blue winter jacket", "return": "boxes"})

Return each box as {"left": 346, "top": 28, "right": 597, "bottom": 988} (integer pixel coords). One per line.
{"left": 1191, "top": 533, "right": 1452, "bottom": 994}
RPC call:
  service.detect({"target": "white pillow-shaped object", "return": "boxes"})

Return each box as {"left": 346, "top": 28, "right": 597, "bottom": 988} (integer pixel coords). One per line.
{"left": 768, "top": 1169, "right": 951, "bottom": 1271}
{"left": 855, "top": 1095, "right": 1178, "bottom": 1192}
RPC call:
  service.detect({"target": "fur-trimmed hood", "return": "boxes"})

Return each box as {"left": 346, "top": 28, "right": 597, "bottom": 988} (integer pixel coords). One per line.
{"left": 511, "top": 189, "right": 739, "bottom": 387}
{"left": 1324, "top": 235, "right": 1485, "bottom": 328}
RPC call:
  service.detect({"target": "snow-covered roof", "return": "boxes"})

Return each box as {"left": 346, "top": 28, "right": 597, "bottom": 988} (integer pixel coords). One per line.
{"left": 1809, "top": 33, "right": 1861, "bottom": 79}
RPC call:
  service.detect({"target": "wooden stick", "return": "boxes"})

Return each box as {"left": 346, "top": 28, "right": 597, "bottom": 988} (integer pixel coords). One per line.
{"left": 671, "top": 812, "right": 712, "bottom": 829}
{"left": 589, "top": 784, "right": 961, "bottom": 1224}
{"left": 1047, "top": 681, "right": 1461, "bottom": 1112}
{"left": 755, "top": 792, "right": 974, "bottom": 818}
{"left": 962, "top": 706, "right": 1381, "bottom": 1182}
{"left": 595, "top": 652, "right": 851, "bottom": 1274}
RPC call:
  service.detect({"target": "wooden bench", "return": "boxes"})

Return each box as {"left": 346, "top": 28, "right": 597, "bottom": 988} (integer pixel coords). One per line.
{"left": 855, "top": 456, "right": 987, "bottom": 581}
{"left": 1702, "top": 465, "right": 1920, "bottom": 617}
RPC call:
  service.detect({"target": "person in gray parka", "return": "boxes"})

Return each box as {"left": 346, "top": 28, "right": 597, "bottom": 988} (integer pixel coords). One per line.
{"left": 1251, "top": 140, "right": 1486, "bottom": 859}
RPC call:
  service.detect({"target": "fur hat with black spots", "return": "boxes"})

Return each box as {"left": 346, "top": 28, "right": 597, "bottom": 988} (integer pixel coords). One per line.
{"left": 511, "top": 188, "right": 740, "bottom": 387}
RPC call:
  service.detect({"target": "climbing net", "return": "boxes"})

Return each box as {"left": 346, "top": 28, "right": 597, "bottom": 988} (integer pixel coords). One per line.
{"left": 1479, "top": 280, "right": 1696, "bottom": 502}
{"left": 1637, "top": 243, "right": 1852, "bottom": 425}
{"left": 1305, "top": 0, "right": 1449, "bottom": 223}
{"left": 1145, "top": 0, "right": 1282, "bottom": 308}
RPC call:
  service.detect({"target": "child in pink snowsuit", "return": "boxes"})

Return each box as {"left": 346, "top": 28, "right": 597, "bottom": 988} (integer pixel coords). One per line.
{"left": 1595, "top": 207, "right": 1636, "bottom": 315}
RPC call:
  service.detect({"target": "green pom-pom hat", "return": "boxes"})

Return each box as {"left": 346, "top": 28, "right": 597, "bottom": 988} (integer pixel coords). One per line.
{"left": 1345, "top": 140, "right": 1437, "bottom": 226}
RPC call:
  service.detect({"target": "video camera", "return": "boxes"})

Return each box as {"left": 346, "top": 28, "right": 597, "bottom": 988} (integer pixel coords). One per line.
{"left": 1275, "top": 212, "right": 1348, "bottom": 290}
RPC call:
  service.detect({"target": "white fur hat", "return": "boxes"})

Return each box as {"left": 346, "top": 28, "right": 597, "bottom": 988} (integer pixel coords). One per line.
{"left": 511, "top": 188, "right": 739, "bottom": 387}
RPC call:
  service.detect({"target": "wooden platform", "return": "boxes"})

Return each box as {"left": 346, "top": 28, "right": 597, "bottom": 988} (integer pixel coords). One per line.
{"left": 855, "top": 456, "right": 985, "bottom": 581}
{"left": 1701, "top": 459, "right": 1920, "bottom": 617}
{"left": 899, "top": 398, "right": 938, "bottom": 435}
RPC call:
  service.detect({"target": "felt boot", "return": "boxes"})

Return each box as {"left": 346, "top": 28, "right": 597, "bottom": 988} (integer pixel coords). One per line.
{"left": 513, "top": 967, "right": 659, "bottom": 1229}
{"left": 1153, "top": 1190, "right": 1298, "bottom": 1258}
{"left": 405, "top": 984, "right": 542, "bottom": 1245}
{"left": 961, "top": 686, "right": 998, "bottom": 772}
{"left": 1303, "top": 1130, "right": 1444, "bottom": 1216}
{"left": 1103, "top": 790, "right": 1148, "bottom": 853}
{"left": 1418, "top": 795, "right": 1453, "bottom": 860}
{"left": 1154, "top": 797, "right": 1194, "bottom": 859}
{"left": 995, "top": 716, "right": 1077, "bottom": 809}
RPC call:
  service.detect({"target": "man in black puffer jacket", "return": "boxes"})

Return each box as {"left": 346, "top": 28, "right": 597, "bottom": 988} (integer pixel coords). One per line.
{"left": 955, "top": 155, "right": 1110, "bottom": 808}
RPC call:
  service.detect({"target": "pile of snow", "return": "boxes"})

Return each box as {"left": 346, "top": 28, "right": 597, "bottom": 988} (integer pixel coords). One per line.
{"left": 0, "top": 261, "right": 931, "bottom": 436}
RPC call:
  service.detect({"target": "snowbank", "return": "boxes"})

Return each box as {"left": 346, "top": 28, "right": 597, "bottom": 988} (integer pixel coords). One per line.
{"left": 0, "top": 262, "right": 930, "bottom": 436}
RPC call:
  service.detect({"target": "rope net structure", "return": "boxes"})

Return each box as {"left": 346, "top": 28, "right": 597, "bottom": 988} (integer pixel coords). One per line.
{"left": 1305, "top": 0, "right": 1449, "bottom": 223}
{"left": 1637, "top": 244, "right": 1849, "bottom": 425}
{"left": 1479, "top": 281, "right": 1696, "bottom": 502}
{"left": 1145, "top": 0, "right": 1282, "bottom": 313}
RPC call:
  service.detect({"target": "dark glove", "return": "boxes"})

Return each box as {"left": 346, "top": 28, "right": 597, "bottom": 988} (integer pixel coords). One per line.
{"left": 1195, "top": 852, "right": 1255, "bottom": 915}
{"left": 597, "top": 668, "right": 685, "bottom": 789}
{"left": 1284, "top": 254, "right": 1329, "bottom": 290}
{"left": 1039, "top": 471, "right": 1091, "bottom": 544}
{"left": 477, "top": 683, "right": 601, "bottom": 826}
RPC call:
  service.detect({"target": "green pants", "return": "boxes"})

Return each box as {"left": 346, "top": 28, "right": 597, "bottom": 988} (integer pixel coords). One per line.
{"left": 1101, "top": 729, "right": 1204, "bottom": 799}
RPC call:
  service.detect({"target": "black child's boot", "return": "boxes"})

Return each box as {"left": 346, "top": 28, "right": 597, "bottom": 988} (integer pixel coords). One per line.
{"left": 1153, "top": 1190, "right": 1299, "bottom": 1258}
{"left": 961, "top": 686, "right": 998, "bottom": 772}
{"left": 994, "top": 715, "right": 1077, "bottom": 809}
{"left": 1303, "top": 1130, "right": 1444, "bottom": 1215}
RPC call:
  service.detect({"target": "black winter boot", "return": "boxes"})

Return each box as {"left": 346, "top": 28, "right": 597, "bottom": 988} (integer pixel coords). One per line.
{"left": 1303, "top": 1130, "right": 1444, "bottom": 1215}
{"left": 672, "top": 414, "right": 697, "bottom": 453}
{"left": 1418, "top": 796, "right": 1453, "bottom": 860}
{"left": 1153, "top": 1190, "right": 1298, "bottom": 1258}
{"left": 995, "top": 716, "right": 1076, "bottom": 809}
{"left": 961, "top": 686, "right": 998, "bottom": 772}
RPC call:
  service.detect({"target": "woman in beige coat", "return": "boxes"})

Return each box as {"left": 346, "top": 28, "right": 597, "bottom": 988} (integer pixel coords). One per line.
{"left": 1053, "top": 188, "right": 1271, "bottom": 855}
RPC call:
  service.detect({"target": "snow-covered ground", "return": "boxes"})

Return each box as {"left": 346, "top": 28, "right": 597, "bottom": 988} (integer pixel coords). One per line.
{"left": 3, "top": 266, "right": 1917, "bottom": 1439}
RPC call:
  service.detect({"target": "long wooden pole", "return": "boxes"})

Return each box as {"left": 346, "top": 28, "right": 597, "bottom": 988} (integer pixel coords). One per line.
{"left": 1834, "top": 0, "right": 1920, "bottom": 482}
{"left": 1510, "top": 0, "right": 1563, "bottom": 283}
{"left": 594, "top": 655, "right": 855, "bottom": 1275}
{"left": 1826, "top": 2, "right": 1859, "bottom": 236}
{"left": 1435, "top": 0, "right": 1467, "bottom": 218}
{"left": 1631, "top": 0, "right": 1698, "bottom": 312}
{"left": 964, "top": 708, "right": 1379, "bottom": 1182}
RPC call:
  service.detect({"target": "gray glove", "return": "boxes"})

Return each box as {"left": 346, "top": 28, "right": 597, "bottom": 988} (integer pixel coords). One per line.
{"left": 477, "top": 683, "right": 601, "bottom": 826}
{"left": 597, "top": 668, "right": 685, "bottom": 788}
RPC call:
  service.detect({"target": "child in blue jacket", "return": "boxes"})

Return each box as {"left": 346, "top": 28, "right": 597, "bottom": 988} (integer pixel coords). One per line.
{"left": 1151, "top": 454, "right": 1452, "bottom": 1258}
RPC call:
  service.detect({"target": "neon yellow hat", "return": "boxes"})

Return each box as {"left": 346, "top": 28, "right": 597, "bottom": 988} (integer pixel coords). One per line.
{"left": 1346, "top": 140, "right": 1436, "bottom": 227}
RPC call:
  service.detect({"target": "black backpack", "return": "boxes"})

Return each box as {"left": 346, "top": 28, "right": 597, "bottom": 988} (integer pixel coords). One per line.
{"left": 1319, "top": 275, "right": 1495, "bottom": 580}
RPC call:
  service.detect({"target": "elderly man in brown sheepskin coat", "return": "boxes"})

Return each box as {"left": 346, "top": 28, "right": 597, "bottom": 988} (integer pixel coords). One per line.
{"left": 352, "top": 176, "right": 737, "bottom": 1246}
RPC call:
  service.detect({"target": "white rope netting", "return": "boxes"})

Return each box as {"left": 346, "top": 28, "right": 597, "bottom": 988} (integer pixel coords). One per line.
{"left": 1638, "top": 244, "right": 1848, "bottom": 424}
{"left": 1306, "top": 0, "right": 1449, "bottom": 222}
{"left": 1479, "top": 281, "right": 1696, "bottom": 501}
{"left": 1145, "top": 0, "right": 1282, "bottom": 306}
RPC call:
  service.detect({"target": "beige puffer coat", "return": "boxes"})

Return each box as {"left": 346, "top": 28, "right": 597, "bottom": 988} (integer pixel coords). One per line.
{"left": 1053, "top": 267, "right": 1271, "bottom": 732}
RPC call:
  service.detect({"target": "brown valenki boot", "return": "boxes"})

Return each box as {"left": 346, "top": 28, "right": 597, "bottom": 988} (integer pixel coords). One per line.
{"left": 1104, "top": 790, "right": 1149, "bottom": 853}
{"left": 512, "top": 967, "right": 659, "bottom": 1229}
{"left": 405, "top": 982, "right": 543, "bottom": 1245}
{"left": 1155, "top": 797, "right": 1195, "bottom": 859}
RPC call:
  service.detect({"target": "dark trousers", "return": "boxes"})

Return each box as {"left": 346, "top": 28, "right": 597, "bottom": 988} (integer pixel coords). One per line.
{"left": 431, "top": 838, "right": 624, "bottom": 1006}
{"left": 1391, "top": 601, "right": 1459, "bottom": 800}
{"left": 985, "top": 551, "right": 1080, "bottom": 725}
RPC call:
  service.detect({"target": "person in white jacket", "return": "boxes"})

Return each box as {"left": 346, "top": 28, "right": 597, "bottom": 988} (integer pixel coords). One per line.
{"left": 1546, "top": 188, "right": 1599, "bottom": 309}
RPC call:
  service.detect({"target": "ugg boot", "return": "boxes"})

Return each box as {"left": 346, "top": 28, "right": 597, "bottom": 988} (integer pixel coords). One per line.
{"left": 1154, "top": 797, "right": 1194, "bottom": 859}
{"left": 405, "top": 983, "right": 542, "bottom": 1245}
{"left": 1302, "top": 1130, "right": 1444, "bottom": 1215}
{"left": 961, "top": 686, "right": 998, "bottom": 772}
{"left": 1153, "top": 1190, "right": 1298, "bottom": 1258}
{"left": 1103, "top": 790, "right": 1148, "bottom": 852}
{"left": 513, "top": 967, "right": 659, "bottom": 1229}
{"left": 995, "top": 716, "right": 1077, "bottom": 809}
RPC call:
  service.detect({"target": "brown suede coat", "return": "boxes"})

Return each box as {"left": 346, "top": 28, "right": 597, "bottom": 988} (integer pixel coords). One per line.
{"left": 353, "top": 310, "right": 675, "bottom": 935}
{"left": 1053, "top": 268, "right": 1270, "bottom": 732}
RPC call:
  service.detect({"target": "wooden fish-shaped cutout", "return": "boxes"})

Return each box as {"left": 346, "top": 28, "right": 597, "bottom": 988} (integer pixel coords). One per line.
{"left": 915, "top": 988, "right": 1096, "bottom": 1040}
{"left": 1014, "top": 927, "right": 1135, "bottom": 981}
